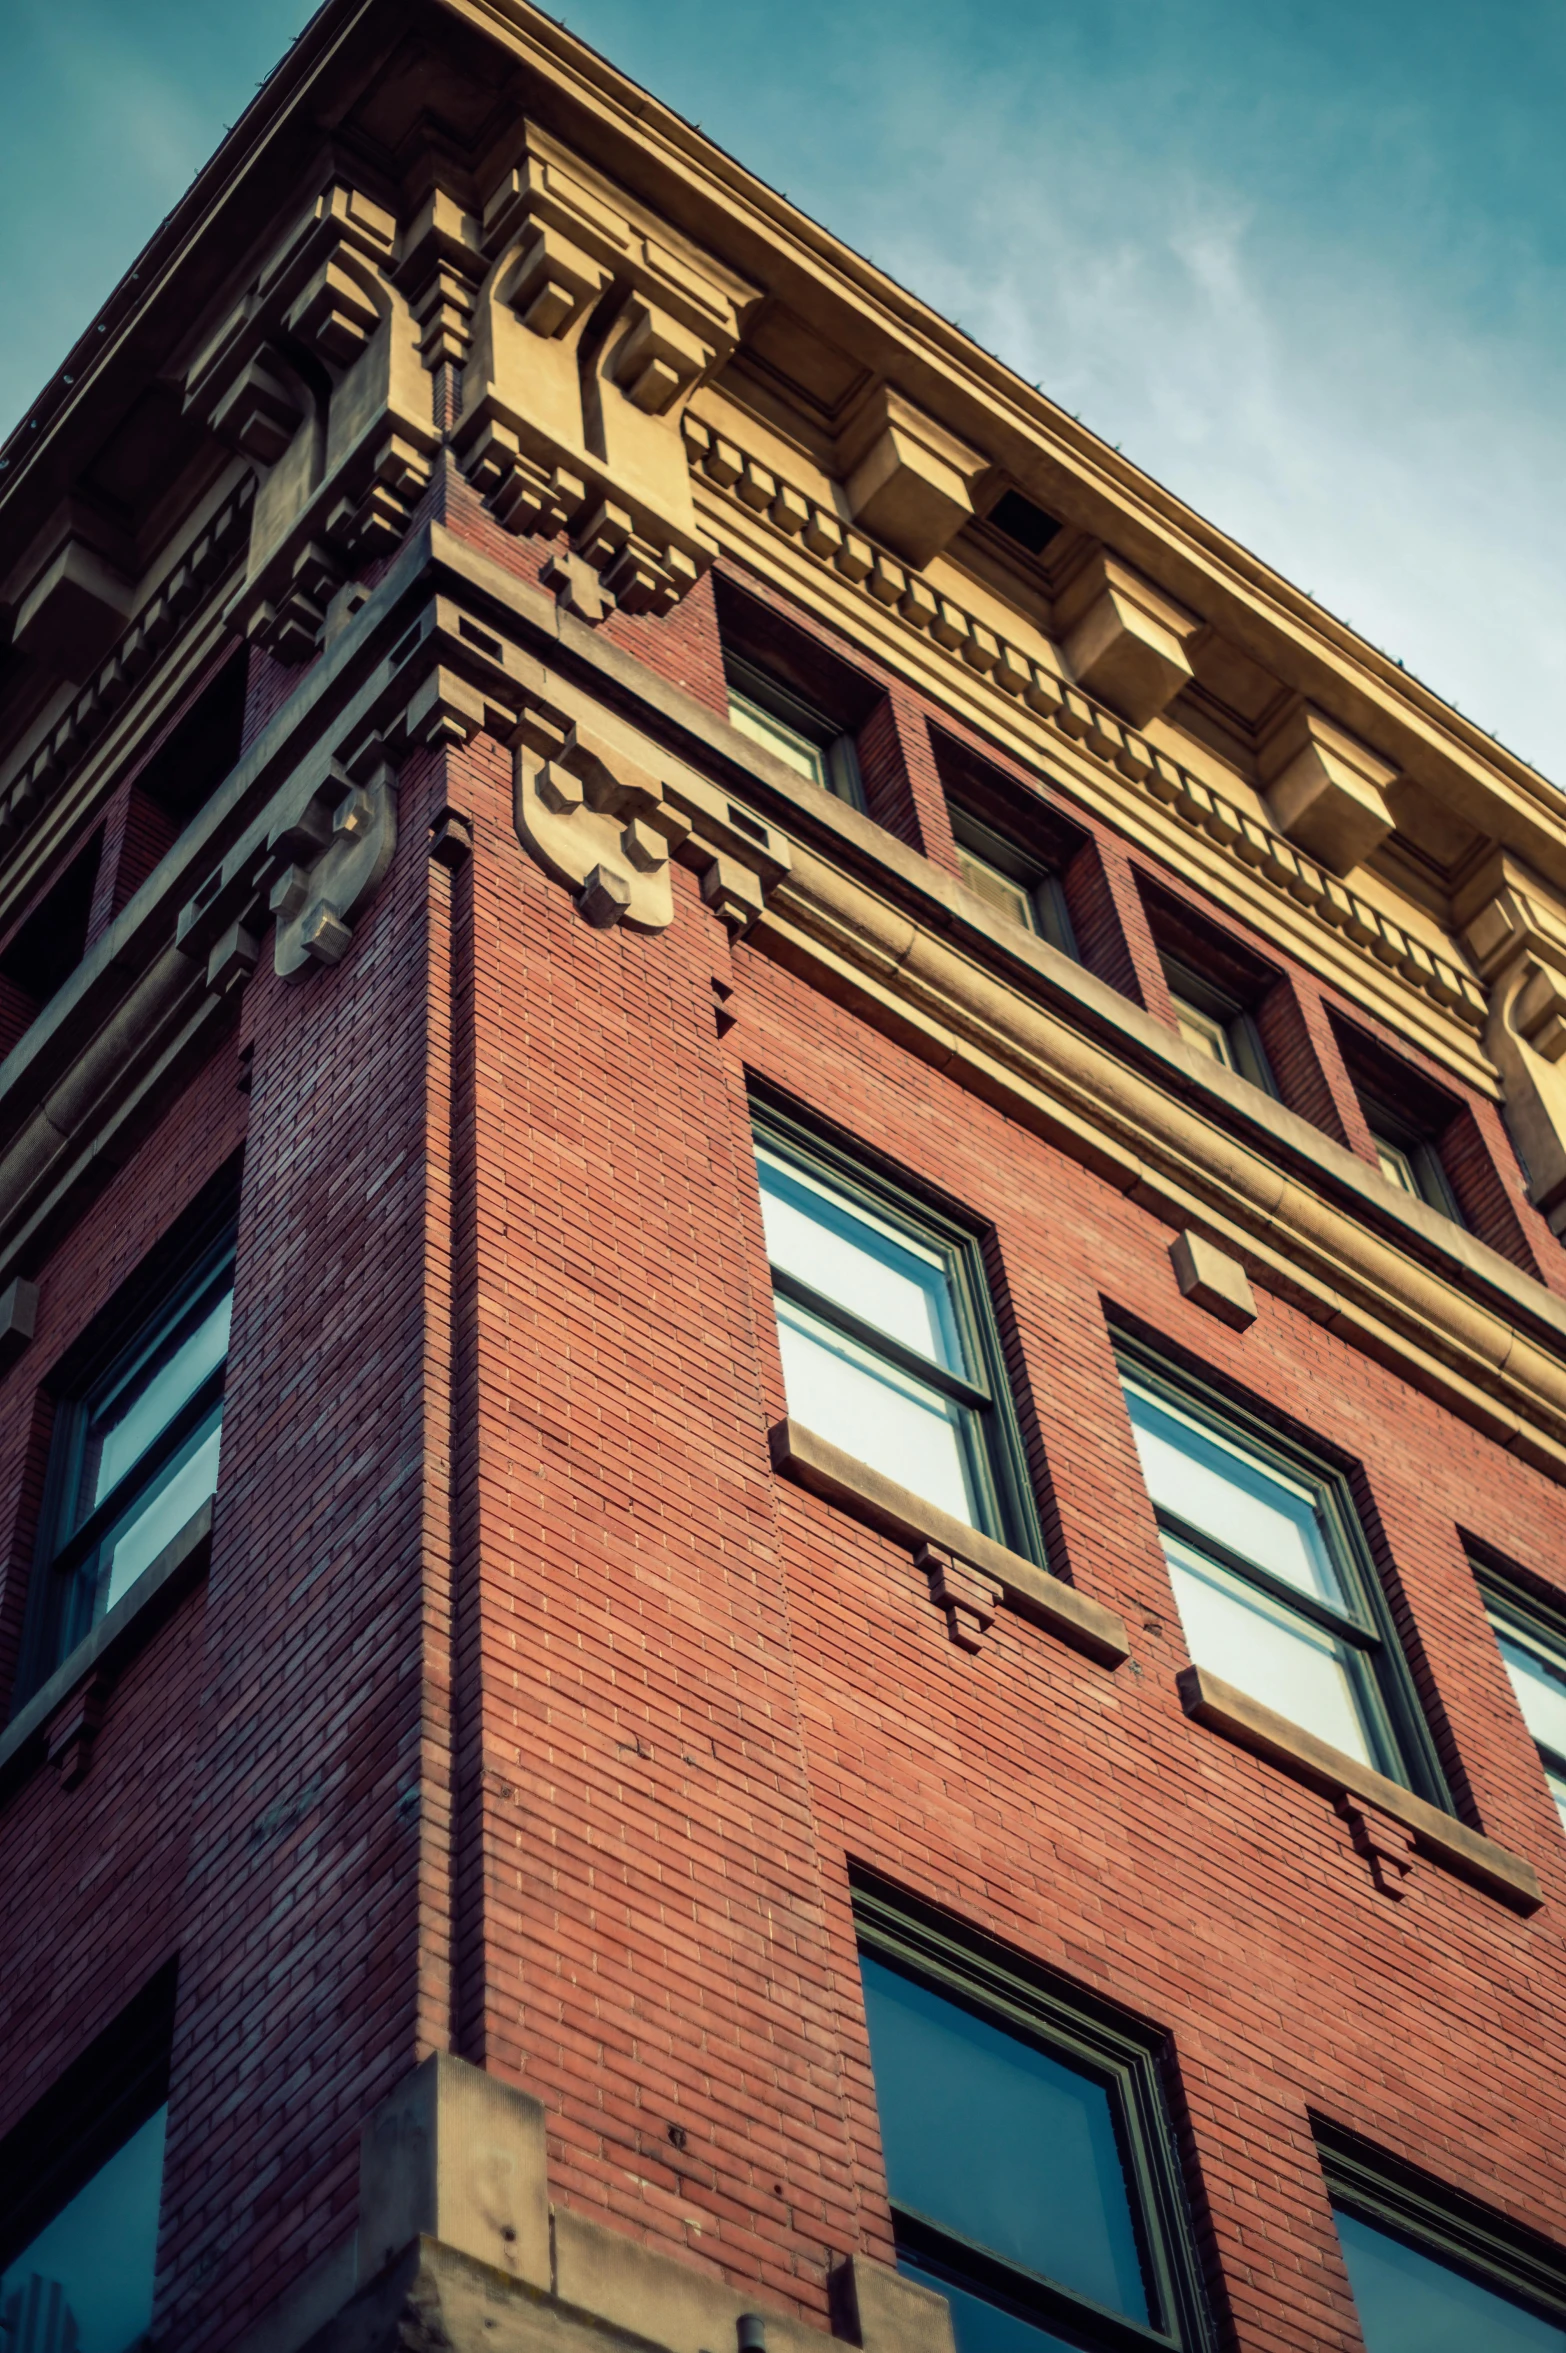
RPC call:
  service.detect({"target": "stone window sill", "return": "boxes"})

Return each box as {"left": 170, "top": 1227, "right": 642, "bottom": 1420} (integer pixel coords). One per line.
{"left": 770, "top": 1417, "right": 1129, "bottom": 1667}
{"left": 1178, "top": 1664, "right": 1543, "bottom": 1913}
{"left": 0, "top": 1499, "right": 213, "bottom": 1798}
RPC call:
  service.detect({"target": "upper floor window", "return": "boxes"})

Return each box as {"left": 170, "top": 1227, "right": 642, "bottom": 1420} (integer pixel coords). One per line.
{"left": 754, "top": 1109, "right": 1040, "bottom": 1556}
{"left": 0, "top": 1969, "right": 173, "bottom": 2353}
{"left": 27, "top": 1214, "right": 234, "bottom": 1683}
{"left": 1323, "top": 2129, "right": 1566, "bottom": 2353}
{"left": 856, "top": 1884, "right": 1211, "bottom": 2352}
{"left": 1161, "top": 954, "right": 1275, "bottom": 1096}
{"left": 0, "top": 829, "right": 104, "bottom": 1062}
{"left": 1119, "top": 1345, "right": 1442, "bottom": 1796}
{"left": 1364, "top": 1109, "right": 1461, "bottom": 1221}
{"left": 1481, "top": 1575, "right": 1566, "bottom": 1834}
{"left": 1332, "top": 1018, "right": 1464, "bottom": 1222}
{"left": 726, "top": 652, "right": 865, "bottom": 808}
{"left": 951, "top": 810, "right": 1076, "bottom": 957}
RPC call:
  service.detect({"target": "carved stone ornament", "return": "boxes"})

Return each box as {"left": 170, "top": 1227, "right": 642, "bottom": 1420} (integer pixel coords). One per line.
{"left": 1457, "top": 850, "right": 1566, "bottom": 1233}
{"left": 515, "top": 718, "right": 689, "bottom": 931}
{"left": 268, "top": 761, "right": 398, "bottom": 979}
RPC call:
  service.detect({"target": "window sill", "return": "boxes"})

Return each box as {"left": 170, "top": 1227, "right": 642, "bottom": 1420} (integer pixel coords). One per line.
{"left": 1177, "top": 1664, "right": 1543, "bottom": 1914}
{"left": 770, "top": 1418, "right": 1129, "bottom": 1667}
{"left": 0, "top": 1499, "right": 213, "bottom": 1797}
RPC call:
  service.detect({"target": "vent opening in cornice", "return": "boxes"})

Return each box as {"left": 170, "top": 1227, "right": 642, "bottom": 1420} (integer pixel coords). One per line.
{"left": 987, "top": 490, "right": 1062, "bottom": 560}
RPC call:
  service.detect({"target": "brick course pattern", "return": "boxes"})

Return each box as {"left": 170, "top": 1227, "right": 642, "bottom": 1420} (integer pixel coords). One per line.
{"left": 3, "top": 22, "right": 1566, "bottom": 2353}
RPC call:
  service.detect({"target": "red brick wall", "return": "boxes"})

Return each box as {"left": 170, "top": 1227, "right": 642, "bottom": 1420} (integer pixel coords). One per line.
{"left": 4, "top": 522, "right": 1566, "bottom": 2353}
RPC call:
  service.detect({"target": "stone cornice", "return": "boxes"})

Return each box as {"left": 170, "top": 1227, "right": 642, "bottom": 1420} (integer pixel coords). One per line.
{"left": 2, "top": 0, "right": 1561, "bottom": 901}
{"left": 682, "top": 415, "right": 1492, "bottom": 1066}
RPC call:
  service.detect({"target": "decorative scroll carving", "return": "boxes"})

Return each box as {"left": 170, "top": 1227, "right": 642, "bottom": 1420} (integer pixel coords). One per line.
{"left": 515, "top": 717, "right": 689, "bottom": 931}
{"left": 455, "top": 124, "right": 759, "bottom": 615}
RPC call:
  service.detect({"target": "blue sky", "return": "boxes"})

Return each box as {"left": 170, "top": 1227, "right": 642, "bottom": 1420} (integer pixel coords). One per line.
{"left": 6, "top": 0, "right": 1564, "bottom": 780}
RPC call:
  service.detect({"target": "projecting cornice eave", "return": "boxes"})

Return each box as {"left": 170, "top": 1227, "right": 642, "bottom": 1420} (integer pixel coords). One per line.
{"left": 0, "top": 0, "right": 1558, "bottom": 874}
{"left": 439, "top": 4, "right": 1566, "bottom": 878}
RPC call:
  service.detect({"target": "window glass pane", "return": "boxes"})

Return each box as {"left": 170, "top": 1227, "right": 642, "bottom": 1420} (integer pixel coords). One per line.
{"left": 103, "top": 1415, "right": 222, "bottom": 1612}
{"left": 1372, "top": 1136, "right": 1420, "bottom": 1197}
{"left": 957, "top": 848, "right": 1038, "bottom": 935}
{"left": 1492, "top": 1621, "right": 1566, "bottom": 1767}
{"left": 777, "top": 1302, "right": 975, "bottom": 1523}
{"left": 729, "top": 692, "right": 828, "bottom": 789}
{"left": 0, "top": 2105, "right": 166, "bottom": 2353}
{"left": 896, "top": 2257, "right": 1079, "bottom": 2353}
{"left": 1335, "top": 2210, "right": 1566, "bottom": 2353}
{"left": 758, "top": 1152, "right": 964, "bottom": 1372}
{"left": 1172, "top": 995, "right": 1235, "bottom": 1071}
{"left": 1124, "top": 1382, "right": 1344, "bottom": 1607}
{"left": 1165, "top": 1537, "right": 1376, "bottom": 1764}
{"left": 861, "top": 1957, "right": 1151, "bottom": 2327}
{"left": 84, "top": 1284, "right": 232, "bottom": 1515}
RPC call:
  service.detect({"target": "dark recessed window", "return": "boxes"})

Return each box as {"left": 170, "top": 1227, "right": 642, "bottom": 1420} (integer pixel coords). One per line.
{"left": 1332, "top": 1020, "right": 1464, "bottom": 1223}
{"left": 1479, "top": 1568, "right": 1566, "bottom": 1836}
{"left": 725, "top": 652, "right": 866, "bottom": 809}
{"left": 951, "top": 810, "right": 1077, "bottom": 959}
{"left": 0, "top": 1967, "right": 174, "bottom": 2353}
{"left": 754, "top": 1105, "right": 1041, "bottom": 1557}
{"left": 1365, "top": 1109, "right": 1461, "bottom": 1221}
{"left": 1322, "top": 2127, "right": 1566, "bottom": 2352}
{"left": 24, "top": 1190, "right": 235, "bottom": 1686}
{"left": 132, "top": 654, "right": 247, "bottom": 828}
{"left": 1118, "top": 1341, "right": 1445, "bottom": 1798}
{"left": 856, "top": 1882, "right": 1212, "bottom": 2352}
{"left": 0, "top": 830, "right": 103, "bottom": 1012}
{"left": 987, "top": 490, "right": 1062, "bottom": 561}
{"left": 1162, "top": 954, "right": 1275, "bottom": 1095}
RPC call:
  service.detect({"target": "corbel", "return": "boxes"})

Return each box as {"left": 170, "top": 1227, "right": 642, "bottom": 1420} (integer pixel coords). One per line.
{"left": 1456, "top": 848, "right": 1566, "bottom": 1231}
{"left": 394, "top": 186, "right": 488, "bottom": 372}
{"left": 266, "top": 756, "right": 399, "bottom": 979}
{"left": 185, "top": 175, "right": 435, "bottom": 663}
{"left": 1258, "top": 700, "right": 1398, "bottom": 877}
{"left": 458, "top": 122, "right": 756, "bottom": 613}
{"left": 1054, "top": 546, "right": 1200, "bottom": 730}
{"left": 515, "top": 714, "right": 691, "bottom": 932}
{"left": 7, "top": 500, "right": 138, "bottom": 682}
{"left": 834, "top": 383, "right": 988, "bottom": 569}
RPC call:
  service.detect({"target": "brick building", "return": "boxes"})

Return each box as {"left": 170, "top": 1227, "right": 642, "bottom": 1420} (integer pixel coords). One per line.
{"left": 3, "top": 4, "right": 1566, "bottom": 2348}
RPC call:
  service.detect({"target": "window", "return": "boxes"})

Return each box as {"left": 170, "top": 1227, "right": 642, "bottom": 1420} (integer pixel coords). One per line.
{"left": 0, "top": 830, "right": 104, "bottom": 1059}
{"left": 27, "top": 1209, "right": 234, "bottom": 1682}
{"left": 726, "top": 654, "right": 865, "bottom": 809}
{"left": 1480, "top": 1574, "right": 1566, "bottom": 1834}
{"left": 132, "top": 653, "right": 246, "bottom": 829}
{"left": 1322, "top": 2128, "right": 1566, "bottom": 2353}
{"left": 952, "top": 811, "right": 1077, "bottom": 958}
{"left": 1332, "top": 1019, "right": 1464, "bottom": 1222}
{"left": 1161, "top": 955, "right": 1274, "bottom": 1096}
{"left": 754, "top": 1108, "right": 1040, "bottom": 1557}
{"left": 1365, "top": 1110, "right": 1462, "bottom": 1221}
{"left": 855, "top": 1882, "right": 1211, "bottom": 2352}
{"left": 1118, "top": 1344, "right": 1442, "bottom": 1796}
{"left": 0, "top": 1968, "right": 173, "bottom": 2353}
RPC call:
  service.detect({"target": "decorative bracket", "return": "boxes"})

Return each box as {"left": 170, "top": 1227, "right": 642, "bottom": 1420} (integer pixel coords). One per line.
{"left": 267, "top": 758, "right": 399, "bottom": 979}
{"left": 915, "top": 1541, "right": 1001, "bottom": 1652}
{"left": 1457, "top": 849, "right": 1566, "bottom": 1232}
{"left": 515, "top": 716, "right": 689, "bottom": 931}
